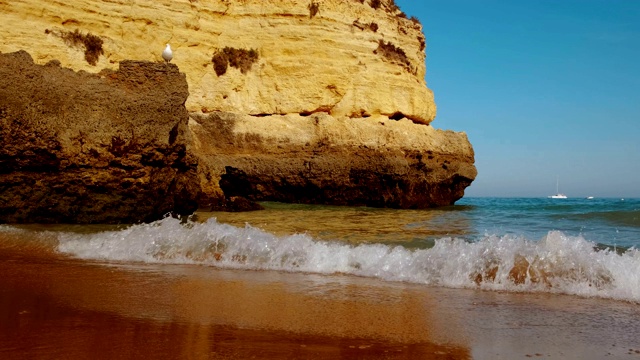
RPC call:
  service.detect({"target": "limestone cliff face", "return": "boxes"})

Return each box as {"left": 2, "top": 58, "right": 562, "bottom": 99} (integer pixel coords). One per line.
{"left": 191, "top": 112, "right": 476, "bottom": 208}
{"left": 0, "top": 51, "right": 199, "bottom": 223}
{"left": 1, "top": 0, "right": 435, "bottom": 123}
{"left": 0, "top": 0, "right": 477, "bottom": 218}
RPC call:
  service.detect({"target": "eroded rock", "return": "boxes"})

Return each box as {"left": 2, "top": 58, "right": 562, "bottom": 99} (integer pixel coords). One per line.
{"left": 0, "top": 0, "right": 478, "bottom": 221}
{"left": 0, "top": 51, "right": 199, "bottom": 223}
{"left": 190, "top": 112, "right": 476, "bottom": 209}
{"left": 1, "top": 0, "right": 436, "bottom": 123}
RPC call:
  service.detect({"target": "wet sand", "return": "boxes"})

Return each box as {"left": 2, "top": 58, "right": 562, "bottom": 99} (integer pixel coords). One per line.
{"left": 1, "top": 234, "right": 640, "bottom": 359}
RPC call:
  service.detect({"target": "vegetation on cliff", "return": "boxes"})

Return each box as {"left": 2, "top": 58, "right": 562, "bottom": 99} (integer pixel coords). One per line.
{"left": 308, "top": 1, "right": 320, "bottom": 18}
{"left": 374, "top": 40, "right": 414, "bottom": 74}
{"left": 211, "top": 47, "right": 259, "bottom": 76}
{"left": 45, "top": 28, "right": 104, "bottom": 66}
{"left": 352, "top": 20, "right": 379, "bottom": 32}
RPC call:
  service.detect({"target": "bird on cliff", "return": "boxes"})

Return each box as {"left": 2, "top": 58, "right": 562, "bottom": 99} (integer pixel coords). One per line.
{"left": 162, "top": 44, "right": 173, "bottom": 63}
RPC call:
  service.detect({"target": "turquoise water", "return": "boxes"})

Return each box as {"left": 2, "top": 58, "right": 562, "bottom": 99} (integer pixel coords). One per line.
{"left": 455, "top": 197, "right": 640, "bottom": 249}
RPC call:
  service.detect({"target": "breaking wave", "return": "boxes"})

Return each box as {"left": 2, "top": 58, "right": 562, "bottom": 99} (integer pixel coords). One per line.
{"left": 53, "top": 217, "right": 640, "bottom": 303}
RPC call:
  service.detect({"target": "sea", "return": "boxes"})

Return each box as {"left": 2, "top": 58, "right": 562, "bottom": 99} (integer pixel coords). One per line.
{"left": 1, "top": 197, "right": 640, "bottom": 359}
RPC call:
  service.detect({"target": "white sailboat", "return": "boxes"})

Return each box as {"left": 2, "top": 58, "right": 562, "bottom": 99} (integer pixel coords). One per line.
{"left": 548, "top": 178, "right": 567, "bottom": 199}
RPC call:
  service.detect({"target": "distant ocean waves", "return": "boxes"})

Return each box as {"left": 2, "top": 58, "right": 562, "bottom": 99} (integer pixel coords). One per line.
{"left": 36, "top": 216, "right": 639, "bottom": 303}
{"left": 456, "top": 197, "right": 640, "bottom": 248}
{"left": 564, "top": 209, "right": 640, "bottom": 228}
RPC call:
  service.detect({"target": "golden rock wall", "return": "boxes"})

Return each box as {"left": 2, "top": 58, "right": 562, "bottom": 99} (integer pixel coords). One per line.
{"left": 1, "top": 0, "right": 436, "bottom": 123}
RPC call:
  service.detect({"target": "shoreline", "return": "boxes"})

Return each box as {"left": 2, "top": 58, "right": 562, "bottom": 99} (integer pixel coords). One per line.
{"left": 2, "top": 234, "right": 640, "bottom": 359}
{"left": 0, "top": 242, "right": 469, "bottom": 359}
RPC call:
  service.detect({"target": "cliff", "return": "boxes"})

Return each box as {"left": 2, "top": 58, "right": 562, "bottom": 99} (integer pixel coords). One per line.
{"left": 191, "top": 112, "right": 475, "bottom": 208}
{"left": 0, "top": 0, "right": 476, "bottom": 222}
{"left": 1, "top": 0, "right": 435, "bottom": 124}
{"left": 0, "top": 51, "right": 200, "bottom": 223}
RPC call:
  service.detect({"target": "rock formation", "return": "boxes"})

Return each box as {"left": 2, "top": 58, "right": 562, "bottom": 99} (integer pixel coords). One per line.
{"left": 1, "top": 0, "right": 434, "bottom": 123}
{"left": 0, "top": 0, "right": 477, "bottom": 223}
{"left": 191, "top": 112, "right": 475, "bottom": 209}
{"left": 0, "top": 51, "right": 199, "bottom": 223}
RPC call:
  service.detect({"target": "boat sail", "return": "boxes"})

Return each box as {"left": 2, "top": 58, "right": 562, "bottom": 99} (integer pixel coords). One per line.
{"left": 548, "top": 177, "right": 567, "bottom": 199}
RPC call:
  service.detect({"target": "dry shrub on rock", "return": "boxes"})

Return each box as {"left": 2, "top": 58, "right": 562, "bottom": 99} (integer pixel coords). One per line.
{"left": 211, "top": 47, "right": 259, "bottom": 76}
{"left": 45, "top": 28, "right": 103, "bottom": 66}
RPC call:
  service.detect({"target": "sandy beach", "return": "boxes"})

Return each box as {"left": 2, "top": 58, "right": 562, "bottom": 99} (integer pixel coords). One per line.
{"left": 2, "top": 230, "right": 640, "bottom": 360}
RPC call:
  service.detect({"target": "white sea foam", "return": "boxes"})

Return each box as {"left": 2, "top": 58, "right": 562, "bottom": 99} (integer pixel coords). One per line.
{"left": 56, "top": 217, "right": 640, "bottom": 303}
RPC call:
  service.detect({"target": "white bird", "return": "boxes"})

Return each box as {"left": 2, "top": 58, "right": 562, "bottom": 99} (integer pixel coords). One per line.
{"left": 162, "top": 44, "right": 173, "bottom": 63}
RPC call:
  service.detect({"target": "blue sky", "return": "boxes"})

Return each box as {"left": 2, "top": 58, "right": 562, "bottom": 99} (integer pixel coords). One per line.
{"left": 395, "top": 0, "right": 640, "bottom": 197}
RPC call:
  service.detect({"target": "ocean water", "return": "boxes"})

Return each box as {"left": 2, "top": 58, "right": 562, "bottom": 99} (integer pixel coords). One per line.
{"left": 3, "top": 197, "right": 638, "bottom": 303}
